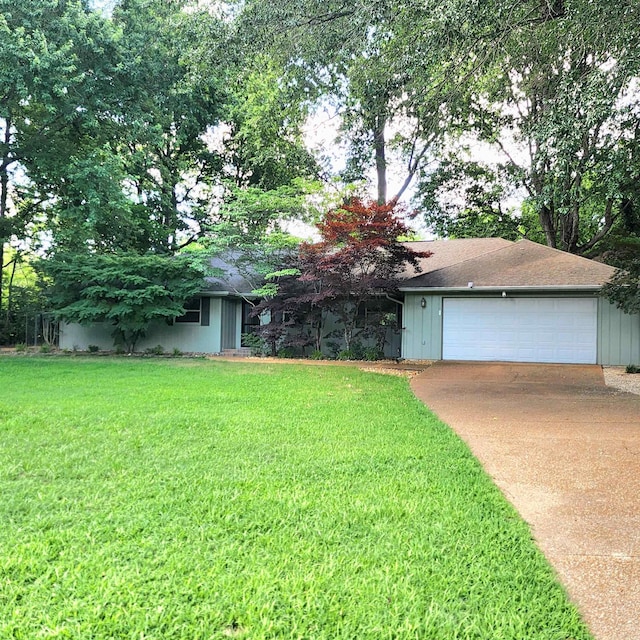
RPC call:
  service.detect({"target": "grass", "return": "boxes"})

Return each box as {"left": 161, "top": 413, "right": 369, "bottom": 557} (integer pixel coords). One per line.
{"left": 0, "top": 357, "right": 591, "bottom": 639}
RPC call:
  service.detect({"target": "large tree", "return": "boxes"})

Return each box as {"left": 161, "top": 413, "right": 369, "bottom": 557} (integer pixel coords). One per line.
{"left": 42, "top": 252, "right": 206, "bottom": 352}
{"left": 238, "top": 0, "right": 640, "bottom": 255}
{"left": 414, "top": 0, "right": 640, "bottom": 255}
{"left": 236, "top": 0, "right": 460, "bottom": 205}
{"left": 0, "top": 0, "right": 120, "bottom": 332}
{"left": 256, "top": 198, "right": 430, "bottom": 354}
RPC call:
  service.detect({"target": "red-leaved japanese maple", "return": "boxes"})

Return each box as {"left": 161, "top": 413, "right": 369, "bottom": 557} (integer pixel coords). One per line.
{"left": 254, "top": 198, "right": 430, "bottom": 355}
{"left": 298, "top": 198, "right": 431, "bottom": 351}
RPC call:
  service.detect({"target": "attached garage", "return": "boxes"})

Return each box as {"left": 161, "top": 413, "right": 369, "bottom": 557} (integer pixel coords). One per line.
{"left": 442, "top": 297, "right": 598, "bottom": 364}
{"left": 400, "top": 239, "right": 639, "bottom": 365}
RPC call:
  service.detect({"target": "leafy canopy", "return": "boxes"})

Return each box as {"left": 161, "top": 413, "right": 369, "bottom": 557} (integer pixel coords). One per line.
{"left": 256, "top": 198, "right": 431, "bottom": 353}
{"left": 42, "top": 253, "right": 206, "bottom": 352}
{"left": 602, "top": 238, "right": 640, "bottom": 315}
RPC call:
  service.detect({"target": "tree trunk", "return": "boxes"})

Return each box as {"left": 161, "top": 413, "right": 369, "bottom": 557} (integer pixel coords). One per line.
{"left": 4, "top": 257, "right": 17, "bottom": 335}
{"left": 0, "top": 116, "right": 12, "bottom": 331}
{"left": 539, "top": 204, "right": 557, "bottom": 249}
{"left": 373, "top": 115, "right": 387, "bottom": 205}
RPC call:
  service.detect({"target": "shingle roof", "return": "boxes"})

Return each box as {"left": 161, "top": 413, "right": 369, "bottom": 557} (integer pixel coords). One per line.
{"left": 204, "top": 251, "right": 261, "bottom": 294}
{"left": 401, "top": 238, "right": 513, "bottom": 278}
{"left": 402, "top": 238, "right": 616, "bottom": 289}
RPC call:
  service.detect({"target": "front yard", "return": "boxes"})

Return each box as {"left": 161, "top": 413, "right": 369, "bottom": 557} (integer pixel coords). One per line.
{"left": 0, "top": 357, "right": 591, "bottom": 639}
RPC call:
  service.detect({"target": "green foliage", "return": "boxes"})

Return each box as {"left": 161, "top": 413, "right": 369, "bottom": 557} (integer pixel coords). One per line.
{"left": 87, "top": 344, "right": 100, "bottom": 353}
{"left": 441, "top": 0, "right": 640, "bottom": 255}
{"left": 0, "top": 249, "right": 47, "bottom": 345}
{"left": 0, "top": 358, "right": 593, "bottom": 638}
{"left": 222, "top": 56, "right": 319, "bottom": 190}
{"left": 241, "top": 332, "right": 268, "bottom": 357}
{"left": 0, "top": 0, "right": 120, "bottom": 331}
{"left": 42, "top": 253, "right": 206, "bottom": 353}
{"left": 238, "top": 0, "right": 446, "bottom": 204}
{"left": 626, "top": 364, "right": 639, "bottom": 374}
{"left": 602, "top": 237, "right": 640, "bottom": 315}
{"left": 144, "top": 344, "right": 165, "bottom": 356}
{"left": 335, "top": 343, "right": 383, "bottom": 361}
{"left": 419, "top": 157, "right": 536, "bottom": 241}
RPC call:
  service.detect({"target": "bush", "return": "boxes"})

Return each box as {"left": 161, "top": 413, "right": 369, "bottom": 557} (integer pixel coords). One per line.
{"left": 14, "top": 343, "right": 27, "bottom": 353}
{"left": 364, "top": 347, "right": 384, "bottom": 361}
{"left": 241, "top": 332, "right": 268, "bottom": 357}
{"left": 39, "top": 343, "right": 53, "bottom": 354}
{"left": 337, "top": 342, "right": 366, "bottom": 361}
{"left": 88, "top": 344, "right": 100, "bottom": 353}
{"left": 309, "top": 350, "right": 324, "bottom": 360}
{"left": 172, "top": 347, "right": 182, "bottom": 357}
{"left": 145, "top": 345, "right": 164, "bottom": 356}
{"left": 626, "top": 364, "right": 639, "bottom": 374}
{"left": 276, "top": 347, "right": 297, "bottom": 359}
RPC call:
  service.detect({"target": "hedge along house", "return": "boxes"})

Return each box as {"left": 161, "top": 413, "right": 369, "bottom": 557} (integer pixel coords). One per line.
{"left": 58, "top": 253, "right": 260, "bottom": 355}
{"left": 400, "top": 238, "right": 640, "bottom": 365}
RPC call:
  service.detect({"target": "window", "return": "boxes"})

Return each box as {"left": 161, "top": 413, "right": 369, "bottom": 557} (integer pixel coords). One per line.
{"left": 175, "top": 298, "right": 201, "bottom": 324}
{"left": 355, "top": 299, "right": 400, "bottom": 329}
{"left": 241, "top": 300, "right": 261, "bottom": 346}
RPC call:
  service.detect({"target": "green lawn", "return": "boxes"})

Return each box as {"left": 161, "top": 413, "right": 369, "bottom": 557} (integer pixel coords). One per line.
{"left": 0, "top": 357, "right": 591, "bottom": 639}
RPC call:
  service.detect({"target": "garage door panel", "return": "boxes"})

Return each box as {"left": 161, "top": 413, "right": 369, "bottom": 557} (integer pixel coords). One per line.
{"left": 442, "top": 298, "right": 597, "bottom": 364}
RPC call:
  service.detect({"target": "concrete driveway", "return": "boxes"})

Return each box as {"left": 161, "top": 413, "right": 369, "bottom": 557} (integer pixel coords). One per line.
{"left": 410, "top": 362, "right": 640, "bottom": 640}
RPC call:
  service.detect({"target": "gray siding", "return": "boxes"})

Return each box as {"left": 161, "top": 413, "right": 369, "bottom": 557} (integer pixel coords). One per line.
{"left": 402, "top": 294, "right": 443, "bottom": 360}
{"left": 598, "top": 299, "right": 640, "bottom": 365}
{"left": 59, "top": 296, "right": 224, "bottom": 354}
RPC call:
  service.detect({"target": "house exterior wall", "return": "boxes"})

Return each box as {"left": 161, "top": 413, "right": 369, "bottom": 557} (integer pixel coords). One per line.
{"left": 318, "top": 308, "right": 401, "bottom": 358}
{"left": 59, "top": 297, "right": 226, "bottom": 354}
{"left": 402, "top": 294, "right": 443, "bottom": 360}
{"left": 598, "top": 299, "right": 640, "bottom": 365}
{"left": 402, "top": 291, "right": 640, "bottom": 366}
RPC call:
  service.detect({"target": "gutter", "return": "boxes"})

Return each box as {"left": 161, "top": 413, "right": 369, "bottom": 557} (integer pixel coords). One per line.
{"left": 385, "top": 293, "right": 404, "bottom": 306}
{"left": 398, "top": 285, "right": 604, "bottom": 294}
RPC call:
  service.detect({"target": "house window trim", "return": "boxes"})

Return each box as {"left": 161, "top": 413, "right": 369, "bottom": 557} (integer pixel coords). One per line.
{"left": 174, "top": 297, "right": 202, "bottom": 325}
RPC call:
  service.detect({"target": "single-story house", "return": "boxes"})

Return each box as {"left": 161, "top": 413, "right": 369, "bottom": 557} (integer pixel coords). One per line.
{"left": 59, "top": 238, "right": 640, "bottom": 365}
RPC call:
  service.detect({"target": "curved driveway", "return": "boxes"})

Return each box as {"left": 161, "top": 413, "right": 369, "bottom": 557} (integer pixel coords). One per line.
{"left": 410, "top": 362, "right": 640, "bottom": 640}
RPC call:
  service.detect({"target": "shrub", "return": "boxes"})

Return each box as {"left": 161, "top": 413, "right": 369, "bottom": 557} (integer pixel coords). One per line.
{"left": 364, "top": 347, "right": 384, "bottom": 361}
{"left": 145, "top": 345, "right": 164, "bottom": 356}
{"left": 309, "top": 350, "right": 324, "bottom": 360}
{"left": 39, "top": 344, "right": 53, "bottom": 354}
{"left": 626, "top": 364, "right": 639, "bottom": 374}
{"left": 172, "top": 347, "right": 182, "bottom": 357}
{"left": 88, "top": 344, "right": 100, "bottom": 353}
{"left": 276, "top": 347, "right": 296, "bottom": 359}
{"left": 14, "top": 343, "right": 27, "bottom": 353}
{"left": 241, "top": 332, "right": 268, "bottom": 357}
{"left": 337, "top": 342, "right": 366, "bottom": 361}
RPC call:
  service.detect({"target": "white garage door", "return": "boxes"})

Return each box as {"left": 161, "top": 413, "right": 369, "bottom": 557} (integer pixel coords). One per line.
{"left": 442, "top": 297, "right": 597, "bottom": 364}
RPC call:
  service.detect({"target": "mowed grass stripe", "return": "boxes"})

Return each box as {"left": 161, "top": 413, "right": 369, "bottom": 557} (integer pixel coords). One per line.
{"left": 0, "top": 358, "right": 591, "bottom": 639}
